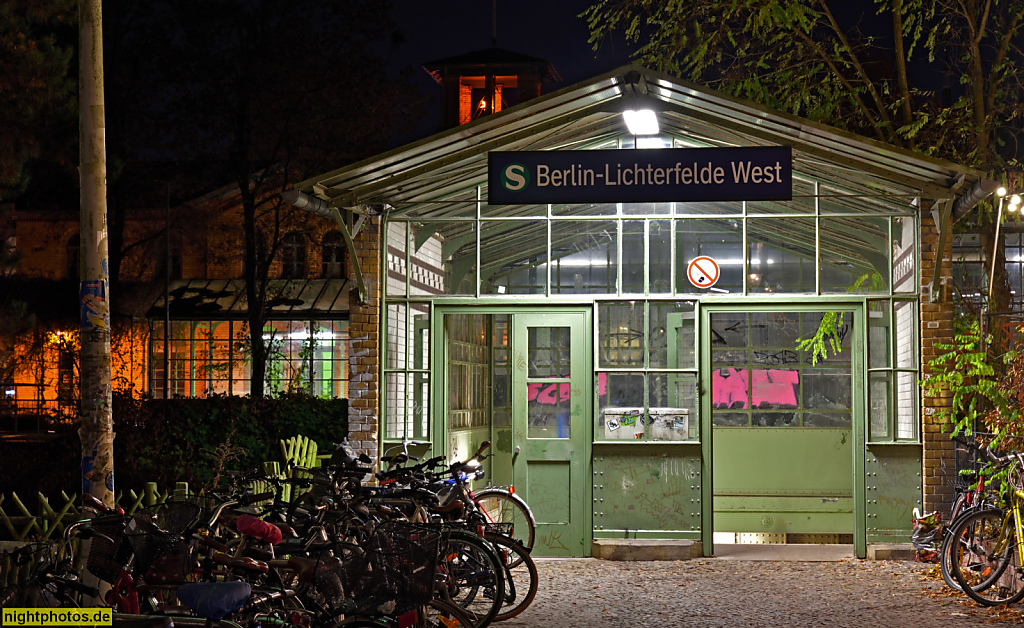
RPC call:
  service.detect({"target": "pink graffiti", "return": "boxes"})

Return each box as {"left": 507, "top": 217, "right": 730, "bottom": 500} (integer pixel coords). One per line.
{"left": 528, "top": 382, "right": 571, "bottom": 404}
{"left": 712, "top": 368, "right": 799, "bottom": 409}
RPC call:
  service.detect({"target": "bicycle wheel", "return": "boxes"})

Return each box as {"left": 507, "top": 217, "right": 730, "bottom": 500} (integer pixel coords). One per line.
{"left": 436, "top": 531, "right": 505, "bottom": 628}
{"left": 421, "top": 598, "right": 477, "bottom": 627}
{"left": 483, "top": 534, "right": 537, "bottom": 622}
{"left": 939, "top": 526, "right": 964, "bottom": 592}
{"left": 950, "top": 507, "right": 1024, "bottom": 606}
{"left": 940, "top": 492, "right": 977, "bottom": 592}
{"left": 473, "top": 490, "right": 535, "bottom": 558}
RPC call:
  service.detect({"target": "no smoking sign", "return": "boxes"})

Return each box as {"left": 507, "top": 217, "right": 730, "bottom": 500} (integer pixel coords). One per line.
{"left": 687, "top": 256, "right": 720, "bottom": 289}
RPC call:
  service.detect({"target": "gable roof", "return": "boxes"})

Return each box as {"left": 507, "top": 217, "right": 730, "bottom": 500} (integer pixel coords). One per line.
{"left": 294, "top": 64, "right": 985, "bottom": 217}
{"left": 422, "top": 47, "right": 561, "bottom": 84}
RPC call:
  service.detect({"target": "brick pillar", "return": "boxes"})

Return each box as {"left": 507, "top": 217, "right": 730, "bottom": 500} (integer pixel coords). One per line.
{"left": 347, "top": 216, "right": 381, "bottom": 459}
{"left": 920, "top": 207, "right": 955, "bottom": 514}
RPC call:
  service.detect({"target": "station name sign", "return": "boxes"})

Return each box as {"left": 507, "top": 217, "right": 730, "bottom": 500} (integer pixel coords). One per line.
{"left": 488, "top": 147, "right": 792, "bottom": 205}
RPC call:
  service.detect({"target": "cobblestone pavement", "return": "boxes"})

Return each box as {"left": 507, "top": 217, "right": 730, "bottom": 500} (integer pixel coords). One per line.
{"left": 500, "top": 558, "right": 1024, "bottom": 627}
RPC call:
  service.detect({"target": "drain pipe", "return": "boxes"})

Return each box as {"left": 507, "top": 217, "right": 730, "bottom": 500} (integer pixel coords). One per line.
{"left": 282, "top": 190, "right": 368, "bottom": 304}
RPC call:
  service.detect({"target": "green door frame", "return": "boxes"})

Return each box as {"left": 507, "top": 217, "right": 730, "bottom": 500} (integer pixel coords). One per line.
{"left": 431, "top": 305, "right": 594, "bottom": 556}
{"left": 699, "top": 301, "right": 867, "bottom": 558}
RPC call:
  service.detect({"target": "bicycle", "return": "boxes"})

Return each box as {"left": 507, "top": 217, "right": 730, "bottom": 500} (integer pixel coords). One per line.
{"left": 0, "top": 543, "right": 98, "bottom": 611}
{"left": 949, "top": 449, "right": 1024, "bottom": 605}
{"left": 937, "top": 437, "right": 996, "bottom": 591}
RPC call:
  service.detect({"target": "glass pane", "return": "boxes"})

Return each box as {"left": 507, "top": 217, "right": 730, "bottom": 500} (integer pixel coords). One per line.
{"left": 893, "top": 216, "right": 916, "bottom": 293}
{"left": 711, "top": 311, "right": 748, "bottom": 366}
{"left": 894, "top": 300, "right": 917, "bottom": 368}
{"left": 623, "top": 202, "right": 672, "bottom": 216}
{"left": 528, "top": 381, "right": 570, "bottom": 438}
{"left": 751, "top": 368, "right": 800, "bottom": 409}
{"left": 799, "top": 311, "right": 852, "bottom": 366}
{"left": 386, "top": 303, "right": 408, "bottom": 369}
{"left": 820, "top": 217, "right": 890, "bottom": 294}
{"left": 753, "top": 411, "right": 798, "bottom": 427}
{"left": 551, "top": 203, "right": 616, "bottom": 216}
{"left": 712, "top": 367, "right": 750, "bottom": 410}
{"left": 231, "top": 321, "right": 251, "bottom": 397}
{"left": 408, "top": 223, "right": 449, "bottom": 295}
{"left": 896, "top": 371, "right": 917, "bottom": 439}
{"left": 747, "top": 218, "right": 816, "bottom": 293}
{"left": 448, "top": 314, "right": 490, "bottom": 432}
{"left": 675, "top": 200, "right": 742, "bottom": 215}
{"left": 649, "top": 220, "right": 672, "bottom": 294}
{"left": 411, "top": 309, "right": 430, "bottom": 370}
{"left": 598, "top": 302, "right": 644, "bottom": 368}
{"left": 804, "top": 412, "right": 851, "bottom": 427}
{"left": 528, "top": 327, "right": 571, "bottom": 377}
{"left": 492, "top": 315, "right": 511, "bottom": 427}
{"left": 754, "top": 312, "right": 802, "bottom": 352}
{"left": 622, "top": 220, "right": 645, "bottom": 294}
{"left": 386, "top": 222, "right": 408, "bottom": 297}
{"left": 442, "top": 223, "right": 476, "bottom": 295}
{"left": 802, "top": 370, "right": 852, "bottom": 411}
{"left": 310, "top": 320, "right": 349, "bottom": 399}
{"left": 550, "top": 221, "right": 617, "bottom": 294}
{"left": 386, "top": 372, "right": 408, "bottom": 439}
{"left": 868, "top": 302, "right": 890, "bottom": 369}
{"left": 481, "top": 221, "right": 547, "bottom": 295}
{"left": 650, "top": 372, "right": 698, "bottom": 440}
{"left": 747, "top": 199, "right": 815, "bottom": 215}
{"left": 714, "top": 412, "right": 749, "bottom": 426}
{"left": 597, "top": 372, "right": 644, "bottom": 439}
{"left": 710, "top": 311, "right": 852, "bottom": 429}
{"left": 650, "top": 301, "right": 696, "bottom": 368}
{"left": 676, "top": 219, "right": 743, "bottom": 294}
{"left": 482, "top": 202, "right": 547, "bottom": 217}
{"left": 869, "top": 371, "right": 891, "bottom": 440}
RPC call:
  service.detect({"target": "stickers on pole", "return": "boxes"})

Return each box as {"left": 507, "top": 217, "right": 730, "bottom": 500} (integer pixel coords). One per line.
{"left": 687, "top": 256, "right": 720, "bottom": 289}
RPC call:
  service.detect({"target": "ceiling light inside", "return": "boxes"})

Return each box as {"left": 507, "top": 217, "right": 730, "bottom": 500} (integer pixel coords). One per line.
{"left": 623, "top": 109, "right": 659, "bottom": 135}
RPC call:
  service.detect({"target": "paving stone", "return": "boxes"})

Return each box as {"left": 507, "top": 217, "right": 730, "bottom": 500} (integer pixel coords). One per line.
{"left": 500, "top": 557, "right": 1023, "bottom": 627}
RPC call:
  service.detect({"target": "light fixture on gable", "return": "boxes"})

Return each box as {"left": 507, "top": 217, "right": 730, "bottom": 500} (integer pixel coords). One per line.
{"left": 623, "top": 106, "right": 659, "bottom": 136}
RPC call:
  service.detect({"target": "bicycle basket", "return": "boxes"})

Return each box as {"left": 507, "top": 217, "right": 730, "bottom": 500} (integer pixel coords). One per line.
{"left": 85, "top": 513, "right": 131, "bottom": 583}
{"left": 337, "top": 522, "right": 440, "bottom": 615}
{"left": 125, "top": 502, "right": 201, "bottom": 582}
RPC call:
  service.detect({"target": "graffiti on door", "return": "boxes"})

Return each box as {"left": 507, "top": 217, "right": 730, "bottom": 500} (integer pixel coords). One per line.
{"left": 712, "top": 368, "right": 799, "bottom": 409}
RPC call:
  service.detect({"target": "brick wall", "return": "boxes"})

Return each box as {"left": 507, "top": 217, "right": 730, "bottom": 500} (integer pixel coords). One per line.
{"left": 346, "top": 216, "right": 381, "bottom": 458}
{"left": 920, "top": 205, "right": 955, "bottom": 514}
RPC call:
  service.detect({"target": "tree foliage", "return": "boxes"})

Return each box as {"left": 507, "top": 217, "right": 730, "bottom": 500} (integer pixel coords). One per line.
{"left": 0, "top": 0, "right": 77, "bottom": 196}
{"left": 121, "top": 0, "right": 423, "bottom": 396}
{"left": 584, "top": 0, "right": 1024, "bottom": 171}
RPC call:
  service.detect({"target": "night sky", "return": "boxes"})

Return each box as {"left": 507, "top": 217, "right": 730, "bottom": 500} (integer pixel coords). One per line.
{"left": 387, "top": 0, "right": 633, "bottom": 143}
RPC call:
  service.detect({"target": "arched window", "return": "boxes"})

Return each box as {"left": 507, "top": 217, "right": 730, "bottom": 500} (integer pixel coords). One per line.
{"left": 321, "top": 230, "right": 345, "bottom": 279}
{"left": 280, "top": 231, "right": 307, "bottom": 279}
{"left": 66, "top": 234, "right": 80, "bottom": 280}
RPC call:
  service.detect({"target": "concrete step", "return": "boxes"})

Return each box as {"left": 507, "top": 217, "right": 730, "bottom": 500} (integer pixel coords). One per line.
{"left": 592, "top": 539, "right": 703, "bottom": 561}
{"left": 592, "top": 540, "right": 916, "bottom": 561}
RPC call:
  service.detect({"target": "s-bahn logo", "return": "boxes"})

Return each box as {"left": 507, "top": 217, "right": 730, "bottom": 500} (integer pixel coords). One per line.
{"left": 501, "top": 163, "right": 530, "bottom": 192}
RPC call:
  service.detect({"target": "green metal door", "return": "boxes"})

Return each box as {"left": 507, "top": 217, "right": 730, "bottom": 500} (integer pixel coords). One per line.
{"left": 512, "top": 311, "right": 590, "bottom": 557}
{"left": 706, "top": 309, "right": 858, "bottom": 542}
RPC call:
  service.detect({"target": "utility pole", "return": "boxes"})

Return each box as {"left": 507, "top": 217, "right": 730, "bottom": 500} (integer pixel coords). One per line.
{"left": 78, "top": 0, "right": 114, "bottom": 507}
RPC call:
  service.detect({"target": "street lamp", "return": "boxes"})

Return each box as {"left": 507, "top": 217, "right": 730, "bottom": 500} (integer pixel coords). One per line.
{"left": 989, "top": 186, "right": 1020, "bottom": 303}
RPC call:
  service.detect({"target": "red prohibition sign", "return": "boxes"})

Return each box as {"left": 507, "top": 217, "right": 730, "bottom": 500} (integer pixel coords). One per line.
{"left": 687, "top": 256, "right": 720, "bottom": 288}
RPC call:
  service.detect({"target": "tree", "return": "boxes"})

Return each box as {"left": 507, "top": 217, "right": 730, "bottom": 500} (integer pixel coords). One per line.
{"left": 0, "top": 0, "right": 77, "bottom": 198}
{"left": 132, "top": 0, "right": 422, "bottom": 396}
{"left": 584, "top": 0, "right": 1024, "bottom": 312}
